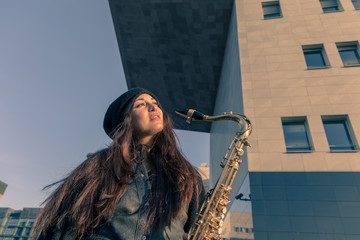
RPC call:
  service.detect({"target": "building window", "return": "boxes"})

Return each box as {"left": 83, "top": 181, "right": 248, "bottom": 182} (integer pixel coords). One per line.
{"left": 302, "top": 44, "right": 330, "bottom": 69}
{"left": 322, "top": 115, "right": 358, "bottom": 151}
{"left": 262, "top": 1, "right": 282, "bottom": 19}
{"left": 23, "top": 228, "right": 31, "bottom": 236}
{"left": 16, "top": 227, "right": 23, "bottom": 236}
{"left": 282, "top": 117, "right": 313, "bottom": 152}
{"left": 336, "top": 41, "right": 360, "bottom": 66}
{"left": 19, "top": 220, "right": 26, "bottom": 227}
{"left": 7, "top": 218, "right": 19, "bottom": 226}
{"left": 3, "top": 226, "right": 16, "bottom": 235}
{"left": 320, "top": 0, "right": 343, "bottom": 13}
{"left": 26, "top": 221, "right": 34, "bottom": 227}
{"left": 352, "top": 0, "right": 360, "bottom": 9}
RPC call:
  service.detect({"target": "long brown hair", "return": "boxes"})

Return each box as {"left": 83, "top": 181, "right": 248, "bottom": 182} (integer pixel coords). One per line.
{"left": 32, "top": 110, "right": 199, "bottom": 239}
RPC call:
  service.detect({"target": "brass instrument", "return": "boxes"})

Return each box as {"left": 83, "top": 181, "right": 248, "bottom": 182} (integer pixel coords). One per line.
{"left": 176, "top": 109, "right": 252, "bottom": 240}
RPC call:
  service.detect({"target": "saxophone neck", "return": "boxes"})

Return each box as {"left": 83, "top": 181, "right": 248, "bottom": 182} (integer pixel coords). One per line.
{"left": 176, "top": 109, "right": 252, "bottom": 135}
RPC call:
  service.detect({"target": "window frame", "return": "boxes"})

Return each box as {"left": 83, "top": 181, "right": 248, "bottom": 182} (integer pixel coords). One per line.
{"left": 302, "top": 44, "right": 330, "bottom": 69}
{"left": 3, "top": 226, "right": 16, "bottom": 235}
{"left": 282, "top": 116, "right": 314, "bottom": 153}
{"left": 336, "top": 41, "right": 360, "bottom": 67}
{"left": 321, "top": 115, "right": 359, "bottom": 152}
{"left": 262, "top": 1, "right": 282, "bottom": 19}
{"left": 319, "top": 0, "right": 343, "bottom": 13}
{"left": 352, "top": 0, "right": 360, "bottom": 10}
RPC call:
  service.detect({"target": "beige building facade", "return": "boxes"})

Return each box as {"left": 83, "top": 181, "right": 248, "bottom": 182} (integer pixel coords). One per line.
{"left": 236, "top": 0, "right": 360, "bottom": 173}
{"left": 222, "top": 212, "right": 254, "bottom": 240}
{"left": 197, "top": 163, "right": 210, "bottom": 192}
{"left": 210, "top": 0, "right": 360, "bottom": 239}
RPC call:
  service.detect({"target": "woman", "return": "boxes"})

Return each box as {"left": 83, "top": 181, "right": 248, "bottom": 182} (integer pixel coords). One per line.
{"left": 32, "top": 88, "right": 205, "bottom": 240}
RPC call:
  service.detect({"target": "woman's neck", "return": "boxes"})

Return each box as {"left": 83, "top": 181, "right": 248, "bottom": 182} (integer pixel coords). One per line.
{"left": 138, "top": 135, "right": 154, "bottom": 146}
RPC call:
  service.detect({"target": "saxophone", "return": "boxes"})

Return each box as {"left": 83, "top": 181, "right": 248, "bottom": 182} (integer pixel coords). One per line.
{"left": 176, "top": 109, "right": 252, "bottom": 240}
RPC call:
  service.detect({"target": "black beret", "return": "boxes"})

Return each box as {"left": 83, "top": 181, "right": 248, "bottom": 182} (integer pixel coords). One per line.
{"left": 103, "top": 88, "right": 159, "bottom": 138}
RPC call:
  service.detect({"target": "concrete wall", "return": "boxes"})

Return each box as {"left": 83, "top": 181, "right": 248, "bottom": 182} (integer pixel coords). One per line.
{"left": 234, "top": 0, "right": 360, "bottom": 172}
{"left": 210, "top": 0, "right": 249, "bottom": 204}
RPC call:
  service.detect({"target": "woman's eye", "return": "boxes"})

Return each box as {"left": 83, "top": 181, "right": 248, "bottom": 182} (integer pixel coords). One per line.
{"left": 135, "top": 103, "right": 145, "bottom": 108}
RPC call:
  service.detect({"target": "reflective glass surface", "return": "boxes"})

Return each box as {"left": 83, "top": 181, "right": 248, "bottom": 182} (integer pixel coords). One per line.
{"left": 263, "top": 2, "right": 281, "bottom": 19}
{"left": 323, "top": 6, "right": 339, "bottom": 12}
{"left": 304, "top": 51, "right": 326, "bottom": 67}
{"left": 264, "top": 12, "right": 281, "bottom": 18}
{"left": 339, "top": 49, "right": 360, "bottom": 65}
{"left": 320, "top": 0, "right": 340, "bottom": 12}
{"left": 352, "top": 0, "right": 360, "bottom": 9}
{"left": 323, "top": 120, "right": 355, "bottom": 150}
{"left": 282, "top": 121, "right": 311, "bottom": 151}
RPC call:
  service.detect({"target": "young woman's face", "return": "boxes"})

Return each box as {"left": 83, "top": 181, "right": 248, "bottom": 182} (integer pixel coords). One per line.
{"left": 131, "top": 94, "right": 164, "bottom": 144}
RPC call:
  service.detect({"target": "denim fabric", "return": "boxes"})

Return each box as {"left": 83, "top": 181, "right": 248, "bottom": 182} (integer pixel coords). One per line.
{"left": 95, "top": 158, "right": 189, "bottom": 240}
{"left": 37, "top": 149, "right": 204, "bottom": 240}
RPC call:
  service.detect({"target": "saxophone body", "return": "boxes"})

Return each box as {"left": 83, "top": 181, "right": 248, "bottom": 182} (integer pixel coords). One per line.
{"left": 176, "top": 109, "right": 252, "bottom": 240}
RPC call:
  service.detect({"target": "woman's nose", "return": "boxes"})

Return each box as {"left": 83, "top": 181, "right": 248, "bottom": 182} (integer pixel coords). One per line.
{"left": 148, "top": 102, "right": 156, "bottom": 111}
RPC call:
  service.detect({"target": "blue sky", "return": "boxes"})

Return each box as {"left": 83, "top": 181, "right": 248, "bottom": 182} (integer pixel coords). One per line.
{"left": 0, "top": 1, "right": 209, "bottom": 210}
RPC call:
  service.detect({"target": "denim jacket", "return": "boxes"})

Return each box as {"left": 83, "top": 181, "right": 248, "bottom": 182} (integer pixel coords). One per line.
{"left": 91, "top": 154, "right": 193, "bottom": 240}
{"left": 38, "top": 149, "right": 204, "bottom": 240}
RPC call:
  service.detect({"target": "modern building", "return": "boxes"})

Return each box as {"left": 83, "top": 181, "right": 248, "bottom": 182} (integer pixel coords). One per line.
{"left": 108, "top": 0, "right": 360, "bottom": 239}
{"left": 0, "top": 208, "right": 41, "bottom": 240}
{"left": 196, "top": 163, "right": 210, "bottom": 192}
{"left": 222, "top": 212, "right": 254, "bottom": 240}
{"left": 0, "top": 182, "right": 7, "bottom": 202}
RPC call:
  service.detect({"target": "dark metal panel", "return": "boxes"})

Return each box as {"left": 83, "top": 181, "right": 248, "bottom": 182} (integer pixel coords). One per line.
{"left": 108, "top": 0, "right": 234, "bottom": 132}
{"left": 250, "top": 172, "right": 360, "bottom": 238}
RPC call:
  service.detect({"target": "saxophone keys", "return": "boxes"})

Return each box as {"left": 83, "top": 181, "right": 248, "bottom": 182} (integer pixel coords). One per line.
{"left": 236, "top": 148, "right": 244, "bottom": 156}
{"left": 233, "top": 161, "right": 239, "bottom": 170}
